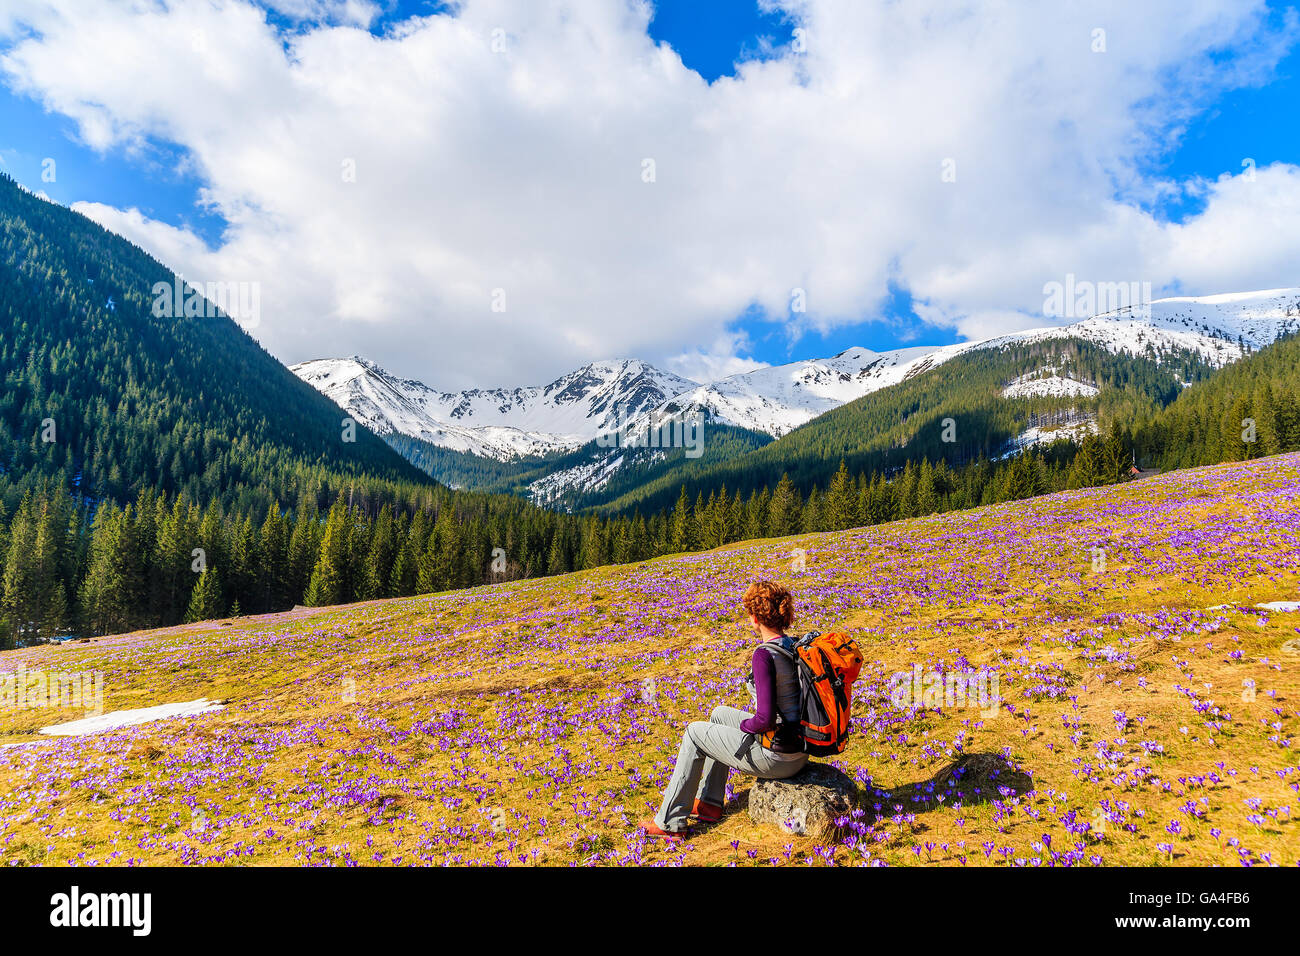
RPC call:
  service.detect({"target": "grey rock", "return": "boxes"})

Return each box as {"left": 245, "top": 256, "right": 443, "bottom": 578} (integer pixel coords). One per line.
{"left": 749, "top": 763, "right": 860, "bottom": 836}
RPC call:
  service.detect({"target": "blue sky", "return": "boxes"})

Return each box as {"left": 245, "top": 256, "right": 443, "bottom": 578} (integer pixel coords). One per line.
{"left": 1, "top": 1, "right": 1297, "bottom": 382}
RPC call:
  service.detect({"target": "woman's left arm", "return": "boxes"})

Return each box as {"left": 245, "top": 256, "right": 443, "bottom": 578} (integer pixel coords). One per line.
{"left": 740, "top": 648, "right": 777, "bottom": 734}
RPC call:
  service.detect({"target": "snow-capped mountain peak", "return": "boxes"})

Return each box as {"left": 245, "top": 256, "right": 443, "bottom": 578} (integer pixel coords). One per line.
{"left": 638, "top": 287, "right": 1300, "bottom": 437}
{"left": 294, "top": 288, "right": 1300, "bottom": 462}
{"left": 290, "top": 356, "right": 698, "bottom": 459}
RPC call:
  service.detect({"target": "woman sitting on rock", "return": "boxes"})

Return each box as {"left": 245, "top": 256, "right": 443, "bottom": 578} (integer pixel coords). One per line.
{"left": 641, "top": 579, "right": 808, "bottom": 841}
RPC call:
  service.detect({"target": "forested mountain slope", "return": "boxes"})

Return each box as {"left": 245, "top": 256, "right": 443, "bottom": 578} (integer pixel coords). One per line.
{"left": 0, "top": 173, "right": 431, "bottom": 515}
{"left": 585, "top": 337, "right": 1213, "bottom": 515}
{"left": 1134, "top": 332, "right": 1300, "bottom": 468}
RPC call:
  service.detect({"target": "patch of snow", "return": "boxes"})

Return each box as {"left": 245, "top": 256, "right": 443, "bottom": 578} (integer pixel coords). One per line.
{"left": 38, "top": 698, "right": 226, "bottom": 736}
{"left": 996, "top": 419, "right": 1099, "bottom": 459}
{"left": 528, "top": 451, "right": 653, "bottom": 504}
{"left": 1256, "top": 601, "right": 1300, "bottom": 612}
{"left": 1001, "top": 375, "right": 1100, "bottom": 399}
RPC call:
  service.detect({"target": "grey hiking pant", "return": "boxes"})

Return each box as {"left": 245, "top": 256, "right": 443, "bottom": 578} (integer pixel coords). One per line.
{"left": 654, "top": 705, "right": 807, "bottom": 832}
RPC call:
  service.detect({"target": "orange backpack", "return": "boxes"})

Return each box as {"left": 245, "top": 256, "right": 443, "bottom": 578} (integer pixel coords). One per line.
{"left": 762, "top": 631, "right": 863, "bottom": 756}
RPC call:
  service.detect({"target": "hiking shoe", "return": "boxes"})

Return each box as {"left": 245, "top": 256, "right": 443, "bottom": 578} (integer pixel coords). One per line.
{"left": 692, "top": 799, "right": 724, "bottom": 822}
{"left": 640, "top": 820, "right": 688, "bottom": 842}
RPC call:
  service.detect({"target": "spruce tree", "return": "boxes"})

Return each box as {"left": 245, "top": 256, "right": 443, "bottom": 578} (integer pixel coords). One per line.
{"left": 152, "top": 496, "right": 192, "bottom": 625}
{"left": 31, "top": 495, "right": 70, "bottom": 639}
{"left": 77, "top": 504, "right": 142, "bottom": 636}
{"left": 361, "top": 504, "right": 395, "bottom": 600}
{"left": 304, "top": 499, "right": 349, "bottom": 607}
{"left": 546, "top": 526, "right": 571, "bottom": 575}
{"left": 916, "top": 459, "right": 939, "bottom": 516}
{"left": 826, "top": 460, "right": 857, "bottom": 529}
{"left": 669, "top": 486, "right": 694, "bottom": 552}
{"left": 0, "top": 493, "right": 36, "bottom": 644}
{"left": 802, "top": 486, "right": 823, "bottom": 533}
{"left": 769, "top": 473, "right": 801, "bottom": 537}
{"left": 258, "top": 504, "right": 291, "bottom": 611}
{"left": 185, "top": 569, "right": 225, "bottom": 623}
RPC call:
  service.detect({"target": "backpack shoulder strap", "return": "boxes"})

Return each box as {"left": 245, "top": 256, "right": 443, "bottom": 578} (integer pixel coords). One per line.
{"left": 760, "top": 636, "right": 796, "bottom": 660}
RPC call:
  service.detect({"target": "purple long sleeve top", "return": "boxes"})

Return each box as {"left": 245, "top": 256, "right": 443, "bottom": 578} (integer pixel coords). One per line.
{"left": 740, "top": 647, "right": 779, "bottom": 735}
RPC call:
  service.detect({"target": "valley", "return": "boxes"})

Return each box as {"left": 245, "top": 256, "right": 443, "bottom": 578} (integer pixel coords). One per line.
{"left": 295, "top": 289, "right": 1300, "bottom": 508}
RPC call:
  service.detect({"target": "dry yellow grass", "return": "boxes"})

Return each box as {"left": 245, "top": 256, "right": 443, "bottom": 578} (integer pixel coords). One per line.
{"left": 1, "top": 455, "right": 1297, "bottom": 866}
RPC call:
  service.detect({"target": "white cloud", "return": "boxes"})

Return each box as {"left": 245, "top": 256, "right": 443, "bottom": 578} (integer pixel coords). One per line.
{"left": 1153, "top": 163, "right": 1300, "bottom": 292}
{"left": 667, "top": 351, "right": 767, "bottom": 385}
{"left": 1, "top": 0, "right": 1298, "bottom": 388}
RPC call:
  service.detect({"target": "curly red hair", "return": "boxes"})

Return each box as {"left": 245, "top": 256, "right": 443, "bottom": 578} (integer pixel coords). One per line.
{"left": 742, "top": 580, "right": 795, "bottom": 631}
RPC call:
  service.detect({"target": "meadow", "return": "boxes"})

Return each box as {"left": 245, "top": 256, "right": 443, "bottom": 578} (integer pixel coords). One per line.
{"left": 1, "top": 454, "right": 1297, "bottom": 867}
